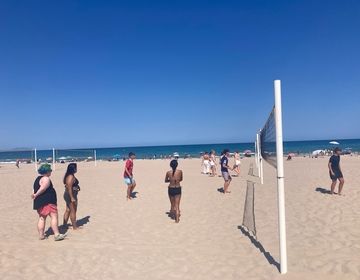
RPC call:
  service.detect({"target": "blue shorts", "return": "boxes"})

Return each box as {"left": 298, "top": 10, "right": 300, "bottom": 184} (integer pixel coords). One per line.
{"left": 124, "top": 177, "right": 135, "bottom": 185}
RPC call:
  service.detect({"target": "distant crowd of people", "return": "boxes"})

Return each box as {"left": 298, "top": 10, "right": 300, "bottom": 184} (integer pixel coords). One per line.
{"left": 200, "top": 150, "right": 241, "bottom": 194}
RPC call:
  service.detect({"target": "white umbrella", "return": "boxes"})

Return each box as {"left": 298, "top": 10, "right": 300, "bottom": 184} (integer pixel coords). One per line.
{"left": 329, "top": 141, "right": 339, "bottom": 145}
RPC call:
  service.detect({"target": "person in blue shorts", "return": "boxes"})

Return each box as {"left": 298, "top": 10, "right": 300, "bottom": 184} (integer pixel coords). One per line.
{"left": 328, "top": 147, "right": 345, "bottom": 195}
{"left": 124, "top": 152, "right": 136, "bottom": 200}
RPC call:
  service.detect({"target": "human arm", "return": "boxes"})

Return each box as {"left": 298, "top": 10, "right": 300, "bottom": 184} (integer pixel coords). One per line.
{"left": 31, "top": 177, "right": 51, "bottom": 199}
{"left": 165, "top": 171, "right": 170, "bottom": 183}
{"left": 179, "top": 170, "right": 183, "bottom": 182}
{"left": 328, "top": 158, "right": 335, "bottom": 175}
{"left": 65, "top": 175, "right": 76, "bottom": 203}
{"left": 223, "top": 159, "right": 233, "bottom": 171}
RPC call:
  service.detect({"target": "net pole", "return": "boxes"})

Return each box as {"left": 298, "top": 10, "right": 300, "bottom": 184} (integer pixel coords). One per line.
{"left": 94, "top": 150, "right": 97, "bottom": 166}
{"left": 52, "top": 148, "right": 56, "bottom": 171}
{"left": 274, "top": 79, "right": 287, "bottom": 274}
{"left": 258, "top": 132, "right": 264, "bottom": 184}
{"left": 34, "top": 148, "right": 38, "bottom": 172}
{"left": 254, "top": 140, "right": 258, "bottom": 168}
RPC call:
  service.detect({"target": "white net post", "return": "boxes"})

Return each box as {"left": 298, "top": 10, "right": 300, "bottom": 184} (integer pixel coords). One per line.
{"left": 257, "top": 132, "right": 264, "bottom": 184}
{"left": 52, "top": 148, "right": 56, "bottom": 171}
{"left": 94, "top": 150, "right": 97, "bottom": 166}
{"left": 34, "top": 148, "right": 38, "bottom": 172}
{"left": 274, "top": 80, "right": 287, "bottom": 274}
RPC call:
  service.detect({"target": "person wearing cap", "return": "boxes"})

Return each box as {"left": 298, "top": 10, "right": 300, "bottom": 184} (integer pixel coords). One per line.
{"left": 124, "top": 152, "right": 137, "bottom": 200}
{"left": 328, "top": 147, "right": 345, "bottom": 195}
{"left": 220, "top": 149, "right": 234, "bottom": 194}
{"left": 31, "top": 164, "right": 66, "bottom": 241}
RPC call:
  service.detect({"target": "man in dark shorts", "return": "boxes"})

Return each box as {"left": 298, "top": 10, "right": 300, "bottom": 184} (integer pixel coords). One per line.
{"left": 328, "top": 147, "right": 345, "bottom": 195}
{"left": 220, "top": 149, "right": 233, "bottom": 194}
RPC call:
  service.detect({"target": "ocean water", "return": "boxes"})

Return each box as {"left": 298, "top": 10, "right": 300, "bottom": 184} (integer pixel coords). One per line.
{"left": 0, "top": 139, "right": 359, "bottom": 163}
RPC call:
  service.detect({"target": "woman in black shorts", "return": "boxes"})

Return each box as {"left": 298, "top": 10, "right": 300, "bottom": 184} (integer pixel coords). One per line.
{"left": 328, "top": 147, "right": 345, "bottom": 195}
{"left": 63, "top": 163, "right": 81, "bottom": 229}
{"left": 165, "top": 160, "right": 183, "bottom": 223}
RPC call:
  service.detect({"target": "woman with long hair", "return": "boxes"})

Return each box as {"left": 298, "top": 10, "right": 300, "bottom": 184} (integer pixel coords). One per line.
{"left": 165, "top": 160, "right": 183, "bottom": 223}
{"left": 63, "top": 163, "right": 81, "bottom": 230}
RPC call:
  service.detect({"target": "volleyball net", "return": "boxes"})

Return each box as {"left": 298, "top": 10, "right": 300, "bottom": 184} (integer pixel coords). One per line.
{"left": 243, "top": 80, "right": 288, "bottom": 274}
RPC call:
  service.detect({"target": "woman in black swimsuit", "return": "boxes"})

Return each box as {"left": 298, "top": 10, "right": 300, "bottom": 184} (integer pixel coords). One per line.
{"left": 63, "top": 163, "right": 81, "bottom": 230}
{"left": 165, "top": 160, "right": 183, "bottom": 223}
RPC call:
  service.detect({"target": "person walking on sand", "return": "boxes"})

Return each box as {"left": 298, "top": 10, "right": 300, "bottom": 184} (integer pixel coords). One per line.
{"left": 233, "top": 151, "right": 241, "bottom": 176}
{"left": 15, "top": 159, "right": 20, "bottom": 168}
{"left": 63, "top": 163, "right": 81, "bottom": 230}
{"left": 328, "top": 147, "right": 345, "bottom": 195}
{"left": 31, "top": 164, "right": 66, "bottom": 241}
{"left": 221, "top": 149, "right": 233, "bottom": 194}
{"left": 209, "top": 150, "right": 217, "bottom": 177}
{"left": 124, "top": 152, "right": 137, "bottom": 200}
{"left": 165, "top": 160, "right": 183, "bottom": 223}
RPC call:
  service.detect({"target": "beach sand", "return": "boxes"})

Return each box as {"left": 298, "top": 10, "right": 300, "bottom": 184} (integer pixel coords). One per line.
{"left": 0, "top": 156, "right": 359, "bottom": 280}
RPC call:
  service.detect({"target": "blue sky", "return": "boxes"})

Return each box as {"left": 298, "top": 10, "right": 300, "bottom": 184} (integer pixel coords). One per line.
{"left": 0, "top": 0, "right": 359, "bottom": 149}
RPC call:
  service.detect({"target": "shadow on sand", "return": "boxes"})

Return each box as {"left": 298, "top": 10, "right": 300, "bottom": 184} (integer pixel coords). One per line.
{"left": 130, "top": 191, "right": 139, "bottom": 199}
{"left": 315, "top": 187, "right": 332, "bottom": 195}
{"left": 238, "top": 225, "right": 280, "bottom": 272}
{"left": 45, "top": 215, "right": 91, "bottom": 236}
{"left": 217, "top": 187, "right": 224, "bottom": 194}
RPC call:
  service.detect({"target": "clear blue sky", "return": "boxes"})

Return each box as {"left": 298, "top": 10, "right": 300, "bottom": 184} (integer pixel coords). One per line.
{"left": 1, "top": 0, "right": 359, "bottom": 149}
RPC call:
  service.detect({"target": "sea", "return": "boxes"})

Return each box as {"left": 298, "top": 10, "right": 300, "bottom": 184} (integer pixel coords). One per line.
{"left": 0, "top": 139, "right": 359, "bottom": 163}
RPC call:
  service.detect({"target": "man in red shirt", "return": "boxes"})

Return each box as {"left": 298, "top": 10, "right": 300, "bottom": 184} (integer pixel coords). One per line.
{"left": 124, "top": 152, "right": 136, "bottom": 200}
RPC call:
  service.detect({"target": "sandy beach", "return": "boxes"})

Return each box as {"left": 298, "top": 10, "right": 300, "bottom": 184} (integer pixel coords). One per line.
{"left": 0, "top": 156, "right": 359, "bottom": 280}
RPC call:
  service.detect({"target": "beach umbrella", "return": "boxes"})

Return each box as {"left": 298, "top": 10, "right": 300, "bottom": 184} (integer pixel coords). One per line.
{"left": 329, "top": 141, "right": 339, "bottom": 145}
{"left": 113, "top": 154, "right": 121, "bottom": 158}
{"left": 244, "top": 150, "right": 252, "bottom": 154}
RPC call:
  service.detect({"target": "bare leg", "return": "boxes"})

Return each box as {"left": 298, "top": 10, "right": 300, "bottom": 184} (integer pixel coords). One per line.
{"left": 170, "top": 196, "right": 176, "bottom": 218}
{"left": 330, "top": 180, "right": 337, "bottom": 194}
{"left": 338, "top": 178, "right": 345, "bottom": 195}
{"left": 127, "top": 185, "right": 132, "bottom": 200}
{"left": 37, "top": 216, "right": 46, "bottom": 239}
{"left": 63, "top": 206, "right": 70, "bottom": 226}
{"left": 69, "top": 202, "right": 78, "bottom": 230}
{"left": 223, "top": 180, "right": 231, "bottom": 193}
{"left": 49, "top": 212, "right": 60, "bottom": 236}
{"left": 130, "top": 182, "right": 136, "bottom": 195}
{"left": 174, "top": 195, "right": 181, "bottom": 223}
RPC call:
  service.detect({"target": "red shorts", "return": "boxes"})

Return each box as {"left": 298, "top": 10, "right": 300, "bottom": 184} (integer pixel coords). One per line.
{"left": 37, "top": 204, "right": 58, "bottom": 217}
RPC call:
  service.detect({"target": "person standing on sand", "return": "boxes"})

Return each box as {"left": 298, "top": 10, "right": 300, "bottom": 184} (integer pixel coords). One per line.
{"left": 209, "top": 150, "right": 217, "bottom": 177}
{"left": 31, "top": 164, "right": 66, "bottom": 241}
{"left": 15, "top": 159, "right": 20, "bottom": 168}
{"left": 202, "top": 152, "right": 210, "bottom": 174}
{"left": 63, "top": 163, "right": 81, "bottom": 230}
{"left": 221, "top": 149, "right": 233, "bottom": 194}
{"left": 233, "top": 151, "right": 241, "bottom": 176}
{"left": 165, "top": 160, "right": 183, "bottom": 223}
{"left": 124, "top": 152, "right": 136, "bottom": 200}
{"left": 328, "top": 147, "right": 345, "bottom": 195}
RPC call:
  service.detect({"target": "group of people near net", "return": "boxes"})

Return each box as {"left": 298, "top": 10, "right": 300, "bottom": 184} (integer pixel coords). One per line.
{"left": 31, "top": 147, "right": 345, "bottom": 241}
{"left": 31, "top": 149, "right": 239, "bottom": 241}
